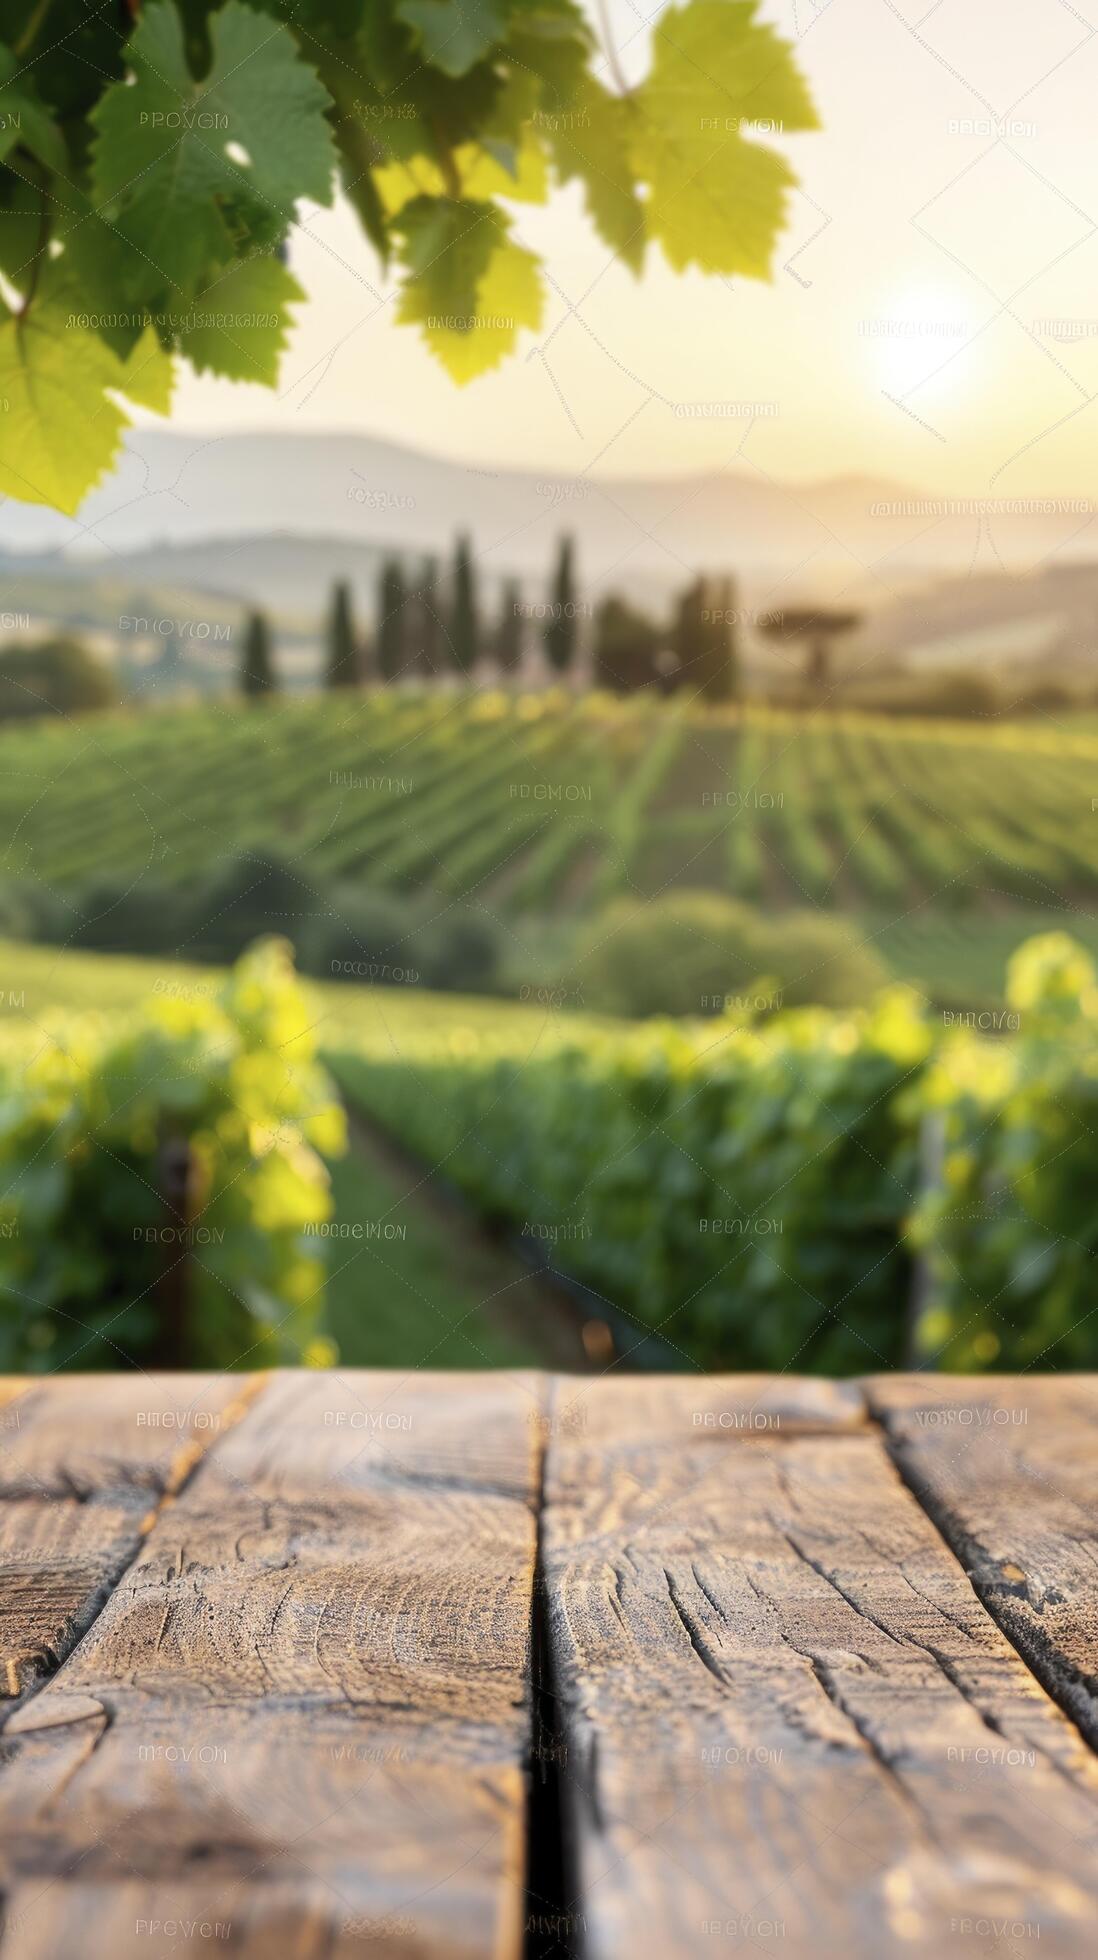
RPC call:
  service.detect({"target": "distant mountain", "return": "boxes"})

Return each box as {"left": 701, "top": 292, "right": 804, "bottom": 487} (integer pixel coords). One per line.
{"left": 2, "top": 429, "right": 1094, "bottom": 612}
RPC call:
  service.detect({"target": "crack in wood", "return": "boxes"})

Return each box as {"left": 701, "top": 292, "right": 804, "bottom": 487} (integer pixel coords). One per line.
{"left": 524, "top": 1379, "right": 581, "bottom": 1960}
{"left": 0, "top": 1378, "right": 267, "bottom": 1717}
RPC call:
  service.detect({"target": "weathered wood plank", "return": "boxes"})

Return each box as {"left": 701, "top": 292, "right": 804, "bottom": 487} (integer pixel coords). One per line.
{"left": 0, "top": 1369, "right": 543, "bottom": 1960}
{"left": 867, "top": 1373, "right": 1098, "bottom": 1753}
{"left": 540, "top": 1375, "right": 1098, "bottom": 1959}
{"left": 0, "top": 1374, "right": 251, "bottom": 1704}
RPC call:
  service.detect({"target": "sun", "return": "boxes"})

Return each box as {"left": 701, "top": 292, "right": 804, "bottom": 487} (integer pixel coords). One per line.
{"left": 865, "top": 287, "right": 973, "bottom": 400}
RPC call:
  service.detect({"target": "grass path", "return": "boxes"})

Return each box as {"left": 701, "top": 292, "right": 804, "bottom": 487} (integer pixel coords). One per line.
{"left": 323, "top": 1112, "right": 594, "bottom": 1373}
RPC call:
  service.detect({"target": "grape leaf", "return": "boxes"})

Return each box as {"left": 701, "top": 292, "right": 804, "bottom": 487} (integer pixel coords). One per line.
{"left": 394, "top": 194, "right": 494, "bottom": 350}
{"left": 52, "top": 186, "right": 170, "bottom": 358}
{"left": 0, "top": 3, "right": 125, "bottom": 121}
{"left": 394, "top": 194, "right": 541, "bottom": 379}
{"left": 0, "top": 295, "right": 130, "bottom": 513}
{"left": 374, "top": 130, "right": 547, "bottom": 216}
{"left": 0, "top": 168, "right": 48, "bottom": 296}
{"left": 635, "top": 0, "right": 818, "bottom": 278}
{"left": 0, "top": 0, "right": 818, "bottom": 514}
{"left": 92, "top": 0, "right": 336, "bottom": 300}
{"left": 396, "top": 0, "right": 506, "bottom": 77}
{"left": 438, "top": 227, "right": 542, "bottom": 379}
{"left": 357, "top": 2, "right": 498, "bottom": 146}
{"left": 179, "top": 253, "right": 304, "bottom": 382}
{"left": 0, "top": 49, "right": 66, "bottom": 172}
{"left": 543, "top": 75, "right": 645, "bottom": 271}
{"left": 116, "top": 323, "right": 175, "bottom": 412}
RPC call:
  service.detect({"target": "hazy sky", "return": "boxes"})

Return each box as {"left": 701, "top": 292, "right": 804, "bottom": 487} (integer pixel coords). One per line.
{"left": 169, "top": 0, "right": 1098, "bottom": 495}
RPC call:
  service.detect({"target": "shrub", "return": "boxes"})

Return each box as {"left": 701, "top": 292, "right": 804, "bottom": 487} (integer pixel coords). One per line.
{"left": 0, "top": 940, "right": 345, "bottom": 1372}
{"left": 65, "top": 857, "right": 504, "bottom": 996}
{"left": 0, "top": 880, "right": 70, "bottom": 944}
{"left": 185, "top": 852, "right": 317, "bottom": 961}
{"left": 908, "top": 933, "right": 1098, "bottom": 1369}
{"left": 300, "top": 886, "right": 430, "bottom": 987}
{"left": 0, "top": 638, "right": 117, "bottom": 720}
{"left": 298, "top": 885, "right": 502, "bottom": 993}
{"left": 573, "top": 892, "right": 886, "bottom": 1017}
{"left": 73, "top": 876, "right": 197, "bottom": 957}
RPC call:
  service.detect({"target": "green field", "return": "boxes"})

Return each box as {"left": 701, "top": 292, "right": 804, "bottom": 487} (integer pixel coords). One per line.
{"left": 3, "top": 693, "right": 1098, "bottom": 1007}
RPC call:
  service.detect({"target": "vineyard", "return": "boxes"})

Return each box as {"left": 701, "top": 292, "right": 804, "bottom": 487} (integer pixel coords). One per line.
{"left": 3, "top": 692, "right": 1098, "bottom": 1004}
{"left": 5, "top": 931, "right": 1098, "bottom": 1375}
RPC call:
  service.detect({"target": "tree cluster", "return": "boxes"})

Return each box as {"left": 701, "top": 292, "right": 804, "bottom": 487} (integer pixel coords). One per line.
{"left": 593, "top": 575, "right": 742, "bottom": 701}
{"left": 240, "top": 536, "right": 583, "bottom": 695}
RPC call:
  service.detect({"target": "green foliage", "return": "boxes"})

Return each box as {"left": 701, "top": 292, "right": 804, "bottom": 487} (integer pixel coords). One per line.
{"left": 637, "top": 1, "right": 818, "bottom": 277}
{"left": 0, "top": 636, "right": 117, "bottom": 719}
{"left": 0, "top": 0, "right": 817, "bottom": 512}
{"left": 0, "top": 939, "right": 346, "bottom": 1372}
{"left": 0, "top": 284, "right": 168, "bottom": 512}
{"left": 909, "top": 934, "right": 1098, "bottom": 1370}
{"left": 67, "top": 848, "right": 504, "bottom": 994}
{"left": 9, "top": 923, "right": 1098, "bottom": 1375}
{"left": 575, "top": 891, "right": 887, "bottom": 1017}
{"left": 241, "top": 610, "right": 276, "bottom": 695}
{"left": 331, "top": 931, "right": 1098, "bottom": 1372}
{"left": 331, "top": 981, "right": 932, "bottom": 1372}
{"left": 91, "top": 1, "right": 336, "bottom": 298}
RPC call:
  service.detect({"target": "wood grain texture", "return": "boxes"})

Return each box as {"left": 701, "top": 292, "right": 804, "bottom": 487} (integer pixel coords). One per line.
{"left": 0, "top": 1369, "right": 545, "bottom": 1960}
{"left": 540, "top": 1375, "right": 1098, "bottom": 1960}
{"left": 0, "top": 1374, "right": 250, "bottom": 1704}
{"left": 867, "top": 1373, "right": 1098, "bottom": 1753}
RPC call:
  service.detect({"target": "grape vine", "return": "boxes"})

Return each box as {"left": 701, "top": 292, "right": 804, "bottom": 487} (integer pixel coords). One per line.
{"left": 0, "top": 0, "right": 817, "bottom": 512}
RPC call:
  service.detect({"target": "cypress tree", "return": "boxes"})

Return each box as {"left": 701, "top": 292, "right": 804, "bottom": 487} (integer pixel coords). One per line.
{"left": 416, "top": 559, "right": 444, "bottom": 676}
{"left": 672, "top": 579, "right": 706, "bottom": 693}
{"left": 593, "top": 594, "right": 660, "bottom": 693}
{"left": 326, "top": 581, "right": 360, "bottom": 689}
{"left": 701, "top": 575, "right": 740, "bottom": 703}
{"left": 376, "top": 559, "right": 408, "bottom": 682}
{"left": 544, "top": 536, "right": 578, "bottom": 674}
{"left": 449, "top": 534, "right": 478, "bottom": 675}
{"left": 495, "top": 580, "right": 524, "bottom": 675}
{"left": 241, "top": 610, "right": 275, "bottom": 697}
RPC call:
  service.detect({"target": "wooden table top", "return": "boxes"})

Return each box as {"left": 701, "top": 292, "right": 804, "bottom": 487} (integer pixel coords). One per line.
{"left": 1, "top": 1371, "right": 1097, "bottom": 1959}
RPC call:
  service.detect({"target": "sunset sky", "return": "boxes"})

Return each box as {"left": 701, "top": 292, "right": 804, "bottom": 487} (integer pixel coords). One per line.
{"left": 160, "top": 0, "right": 1098, "bottom": 496}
